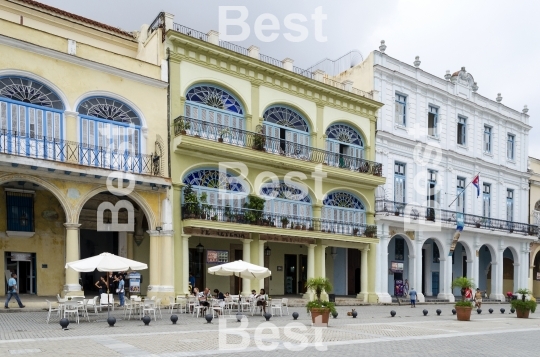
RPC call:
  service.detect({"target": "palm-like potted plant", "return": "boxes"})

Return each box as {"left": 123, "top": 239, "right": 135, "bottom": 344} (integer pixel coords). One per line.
{"left": 176, "top": 118, "right": 191, "bottom": 135}
{"left": 451, "top": 277, "right": 475, "bottom": 321}
{"left": 511, "top": 288, "right": 537, "bottom": 318}
{"left": 305, "top": 277, "right": 336, "bottom": 327}
{"left": 280, "top": 217, "right": 289, "bottom": 228}
{"left": 364, "top": 225, "right": 377, "bottom": 238}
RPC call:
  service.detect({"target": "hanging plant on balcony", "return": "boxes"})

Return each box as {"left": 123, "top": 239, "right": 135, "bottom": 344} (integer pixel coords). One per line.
{"left": 243, "top": 195, "right": 266, "bottom": 224}
{"left": 183, "top": 184, "right": 199, "bottom": 218}
{"left": 176, "top": 118, "right": 191, "bottom": 135}
{"left": 364, "top": 225, "right": 377, "bottom": 238}
{"left": 218, "top": 127, "right": 230, "bottom": 143}
{"left": 252, "top": 129, "right": 266, "bottom": 151}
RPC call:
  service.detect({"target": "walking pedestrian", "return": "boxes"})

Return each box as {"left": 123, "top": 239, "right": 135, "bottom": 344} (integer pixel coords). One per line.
{"left": 403, "top": 279, "right": 410, "bottom": 297}
{"left": 409, "top": 287, "right": 417, "bottom": 308}
{"left": 4, "top": 273, "right": 25, "bottom": 308}
{"left": 474, "top": 288, "right": 483, "bottom": 309}
{"left": 117, "top": 274, "right": 125, "bottom": 307}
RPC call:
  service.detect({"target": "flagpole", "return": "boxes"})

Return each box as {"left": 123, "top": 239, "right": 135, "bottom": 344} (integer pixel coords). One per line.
{"left": 448, "top": 172, "right": 480, "bottom": 208}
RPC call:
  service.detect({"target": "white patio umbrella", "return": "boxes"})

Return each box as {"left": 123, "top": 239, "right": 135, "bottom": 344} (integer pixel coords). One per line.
{"left": 208, "top": 260, "right": 271, "bottom": 295}
{"left": 65, "top": 253, "right": 148, "bottom": 318}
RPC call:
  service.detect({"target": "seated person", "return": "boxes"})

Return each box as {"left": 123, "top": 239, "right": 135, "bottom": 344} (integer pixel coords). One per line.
{"left": 214, "top": 289, "right": 225, "bottom": 300}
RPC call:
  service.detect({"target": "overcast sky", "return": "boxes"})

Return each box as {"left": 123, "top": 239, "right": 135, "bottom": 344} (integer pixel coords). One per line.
{"left": 39, "top": 0, "right": 540, "bottom": 157}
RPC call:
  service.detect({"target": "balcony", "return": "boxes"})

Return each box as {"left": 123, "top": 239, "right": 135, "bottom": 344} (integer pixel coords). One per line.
{"left": 375, "top": 199, "right": 539, "bottom": 236}
{"left": 181, "top": 204, "right": 377, "bottom": 239}
{"left": 0, "top": 129, "right": 162, "bottom": 176}
{"left": 174, "top": 116, "right": 383, "bottom": 177}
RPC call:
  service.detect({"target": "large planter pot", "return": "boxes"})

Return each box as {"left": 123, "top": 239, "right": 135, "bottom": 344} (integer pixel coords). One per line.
{"left": 310, "top": 308, "right": 330, "bottom": 327}
{"left": 516, "top": 309, "right": 530, "bottom": 318}
{"left": 455, "top": 306, "right": 472, "bottom": 321}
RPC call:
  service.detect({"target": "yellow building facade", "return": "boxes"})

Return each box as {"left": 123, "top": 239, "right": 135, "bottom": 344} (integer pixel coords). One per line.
{"left": 161, "top": 17, "right": 385, "bottom": 301}
{"left": 0, "top": 0, "right": 171, "bottom": 297}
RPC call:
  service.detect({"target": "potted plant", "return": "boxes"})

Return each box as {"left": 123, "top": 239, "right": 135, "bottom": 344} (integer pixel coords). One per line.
{"left": 301, "top": 224, "right": 306, "bottom": 230}
{"left": 224, "top": 205, "right": 232, "bottom": 222}
{"left": 183, "top": 184, "right": 199, "bottom": 218}
{"left": 352, "top": 228, "right": 359, "bottom": 236}
{"left": 252, "top": 130, "right": 266, "bottom": 151}
{"left": 308, "top": 225, "right": 314, "bottom": 231}
{"left": 218, "top": 127, "right": 230, "bottom": 143}
{"left": 364, "top": 225, "right": 377, "bottom": 238}
{"left": 474, "top": 218, "right": 483, "bottom": 228}
{"left": 295, "top": 223, "right": 301, "bottom": 230}
{"left": 199, "top": 192, "right": 211, "bottom": 219}
{"left": 243, "top": 195, "right": 265, "bottom": 224}
{"left": 451, "top": 277, "right": 475, "bottom": 321}
{"left": 305, "top": 277, "right": 336, "bottom": 327}
{"left": 281, "top": 217, "right": 289, "bottom": 228}
{"left": 176, "top": 118, "right": 191, "bottom": 135}
{"left": 511, "top": 289, "right": 537, "bottom": 318}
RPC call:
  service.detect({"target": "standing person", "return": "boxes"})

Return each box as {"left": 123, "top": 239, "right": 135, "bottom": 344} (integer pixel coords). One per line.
{"left": 95, "top": 276, "right": 106, "bottom": 295}
{"left": 108, "top": 272, "right": 116, "bottom": 294}
{"left": 465, "top": 287, "right": 473, "bottom": 302}
{"left": 4, "top": 273, "right": 25, "bottom": 308}
{"left": 189, "top": 272, "right": 196, "bottom": 291}
{"left": 409, "top": 287, "right": 417, "bottom": 308}
{"left": 474, "top": 288, "right": 483, "bottom": 309}
{"left": 403, "top": 279, "right": 410, "bottom": 297}
{"left": 117, "top": 274, "right": 125, "bottom": 307}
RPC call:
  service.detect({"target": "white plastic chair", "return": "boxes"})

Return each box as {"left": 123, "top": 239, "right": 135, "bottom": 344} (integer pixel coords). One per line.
{"left": 155, "top": 298, "right": 163, "bottom": 319}
{"left": 123, "top": 300, "right": 138, "bottom": 320}
{"left": 176, "top": 297, "right": 188, "bottom": 314}
{"left": 86, "top": 296, "right": 99, "bottom": 315}
{"left": 188, "top": 296, "right": 198, "bottom": 313}
{"left": 281, "top": 298, "right": 290, "bottom": 315}
{"left": 270, "top": 299, "right": 283, "bottom": 316}
{"left": 63, "top": 302, "right": 79, "bottom": 324}
{"left": 211, "top": 299, "right": 223, "bottom": 317}
{"left": 99, "top": 293, "right": 114, "bottom": 311}
{"left": 45, "top": 300, "right": 60, "bottom": 324}
{"left": 192, "top": 300, "right": 205, "bottom": 318}
{"left": 142, "top": 300, "right": 157, "bottom": 321}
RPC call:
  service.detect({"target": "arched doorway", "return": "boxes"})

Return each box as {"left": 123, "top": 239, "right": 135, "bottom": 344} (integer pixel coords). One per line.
{"left": 387, "top": 234, "right": 414, "bottom": 297}
{"left": 479, "top": 244, "right": 495, "bottom": 296}
{"left": 421, "top": 238, "right": 447, "bottom": 298}
{"left": 1, "top": 180, "right": 67, "bottom": 296}
{"left": 263, "top": 105, "right": 310, "bottom": 158}
{"left": 451, "top": 241, "right": 473, "bottom": 296}
{"left": 325, "top": 123, "right": 365, "bottom": 169}
{"left": 533, "top": 249, "right": 540, "bottom": 297}
{"left": 77, "top": 192, "right": 150, "bottom": 295}
{"left": 502, "top": 247, "right": 517, "bottom": 295}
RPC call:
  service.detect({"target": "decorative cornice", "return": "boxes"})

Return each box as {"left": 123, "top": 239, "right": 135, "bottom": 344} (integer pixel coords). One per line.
{"left": 0, "top": 34, "right": 168, "bottom": 89}
{"left": 167, "top": 36, "right": 380, "bottom": 120}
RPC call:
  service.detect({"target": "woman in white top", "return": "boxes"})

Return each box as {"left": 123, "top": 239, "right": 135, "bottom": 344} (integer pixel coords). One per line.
{"left": 255, "top": 289, "right": 267, "bottom": 314}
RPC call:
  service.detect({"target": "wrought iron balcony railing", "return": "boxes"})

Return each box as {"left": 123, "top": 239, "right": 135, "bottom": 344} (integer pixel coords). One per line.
{"left": 174, "top": 116, "right": 383, "bottom": 177}
{"left": 181, "top": 204, "right": 377, "bottom": 238}
{"left": 375, "top": 199, "right": 539, "bottom": 236}
{"left": 0, "top": 129, "right": 162, "bottom": 176}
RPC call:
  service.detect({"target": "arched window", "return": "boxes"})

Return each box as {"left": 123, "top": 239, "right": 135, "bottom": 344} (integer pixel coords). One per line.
{"left": 322, "top": 191, "right": 366, "bottom": 235}
{"left": 77, "top": 97, "right": 142, "bottom": 168}
{"left": 325, "top": 123, "right": 364, "bottom": 169}
{"left": 185, "top": 85, "right": 245, "bottom": 132}
{"left": 0, "top": 76, "right": 64, "bottom": 158}
{"left": 183, "top": 169, "right": 248, "bottom": 209}
{"left": 263, "top": 106, "right": 310, "bottom": 158}
{"left": 260, "top": 181, "right": 312, "bottom": 227}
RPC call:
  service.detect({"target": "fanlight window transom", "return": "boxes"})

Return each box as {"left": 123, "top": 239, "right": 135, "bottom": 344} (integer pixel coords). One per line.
{"left": 183, "top": 169, "right": 246, "bottom": 193}
{"left": 186, "top": 86, "right": 244, "bottom": 114}
{"left": 263, "top": 106, "right": 309, "bottom": 132}
{"left": 326, "top": 123, "right": 364, "bottom": 146}
{"left": 78, "top": 97, "right": 140, "bottom": 125}
{"left": 323, "top": 192, "right": 365, "bottom": 210}
{"left": 0, "top": 77, "right": 64, "bottom": 110}
{"left": 260, "top": 181, "right": 311, "bottom": 202}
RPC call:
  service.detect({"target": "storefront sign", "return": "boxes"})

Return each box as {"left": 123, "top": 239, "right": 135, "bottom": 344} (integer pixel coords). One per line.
{"left": 262, "top": 235, "right": 316, "bottom": 245}
{"left": 186, "top": 228, "right": 249, "bottom": 239}
{"left": 391, "top": 261, "right": 404, "bottom": 272}
{"left": 207, "top": 250, "right": 229, "bottom": 264}
{"left": 128, "top": 272, "right": 141, "bottom": 293}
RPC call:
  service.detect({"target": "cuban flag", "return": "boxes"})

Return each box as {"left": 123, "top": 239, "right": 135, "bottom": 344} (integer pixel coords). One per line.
{"left": 472, "top": 175, "right": 480, "bottom": 198}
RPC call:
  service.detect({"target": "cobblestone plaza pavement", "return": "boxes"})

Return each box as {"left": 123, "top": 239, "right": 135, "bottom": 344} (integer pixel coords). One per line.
{"left": 0, "top": 304, "right": 539, "bottom": 356}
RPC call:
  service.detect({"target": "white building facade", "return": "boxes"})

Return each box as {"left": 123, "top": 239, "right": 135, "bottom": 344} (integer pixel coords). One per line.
{"left": 336, "top": 46, "right": 536, "bottom": 303}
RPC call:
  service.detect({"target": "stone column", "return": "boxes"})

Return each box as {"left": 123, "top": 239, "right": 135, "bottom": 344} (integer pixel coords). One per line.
{"left": 437, "top": 257, "right": 455, "bottom": 302}
{"left": 376, "top": 232, "right": 392, "bottom": 303}
{"left": 127, "top": 232, "right": 134, "bottom": 260}
{"left": 172, "top": 184, "right": 183, "bottom": 294}
{"left": 147, "top": 230, "right": 160, "bottom": 295}
{"left": 491, "top": 246, "right": 505, "bottom": 301}
{"left": 241, "top": 239, "right": 252, "bottom": 296}
{"left": 358, "top": 248, "right": 368, "bottom": 301}
{"left": 319, "top": 244, "right": 328, "bottom": 301}
{"left": 259, "top": 239, "right": 265, "bottom": 290}
{"left": 159, "top": 231, "right": 175, "bottom": 296}
{"left": 303, "top": 243, "right": 316, "bottom": 299}
{"left": 415, "top": 236, "right": 425, "bottom": 302}
{"left": 182, "top": 235, "right": 190, "bottom": 295}
{"left": 64, "top": 223, "right": 82, "bottom": 294}
{"left": 367, "top": 243, "right": 378, "bottom": 303}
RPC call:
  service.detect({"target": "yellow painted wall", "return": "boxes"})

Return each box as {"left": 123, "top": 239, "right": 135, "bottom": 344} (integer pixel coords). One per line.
{"left": 0, "top": 188, "right": 66, "bottom": 296}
